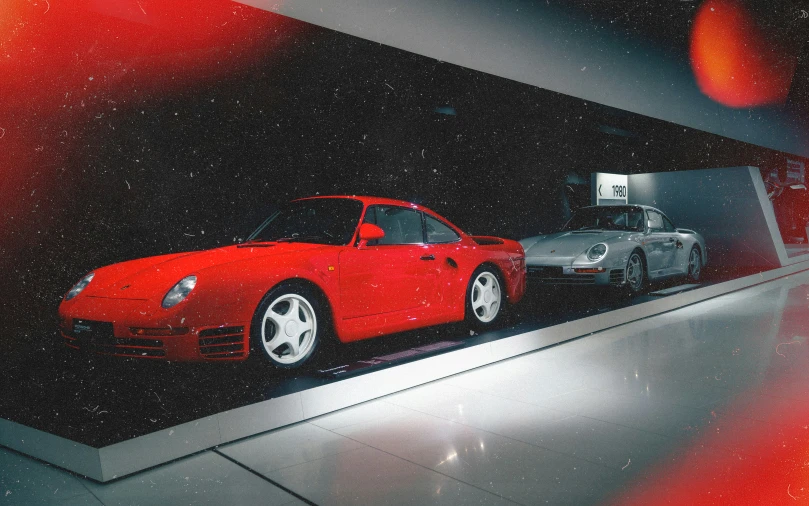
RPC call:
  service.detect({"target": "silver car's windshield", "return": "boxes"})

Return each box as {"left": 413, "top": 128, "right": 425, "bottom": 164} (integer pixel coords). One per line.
{"left": 562, "top": 206, "right": 645, "bottom": 232}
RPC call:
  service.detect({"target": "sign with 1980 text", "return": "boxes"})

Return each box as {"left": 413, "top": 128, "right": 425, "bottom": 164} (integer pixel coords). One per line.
{"left": 593, "top": 172, "right": 628, "bottom": 206}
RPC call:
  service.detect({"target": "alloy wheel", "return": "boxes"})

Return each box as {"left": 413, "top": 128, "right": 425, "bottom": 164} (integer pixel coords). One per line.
{"left": 626, "top": 253, "right": 644, "bottom": 291}
{"left": 261, "top": 293, "right": 317, "bottom": 365}
{"left": 689, "top": 248, "right": 701, "bottom": 280}
{"left": 471, "top": 272, "right": 502, "bottom": 323}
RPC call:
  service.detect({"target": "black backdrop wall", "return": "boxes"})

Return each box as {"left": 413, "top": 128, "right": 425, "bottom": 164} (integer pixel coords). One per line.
{"left": 1, "top": 12, "right": 803, "bottom": 358}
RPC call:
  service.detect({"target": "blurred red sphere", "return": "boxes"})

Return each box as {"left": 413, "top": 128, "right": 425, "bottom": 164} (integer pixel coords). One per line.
{"left": 690, "top": 0, "right": 797, "bottom": 108}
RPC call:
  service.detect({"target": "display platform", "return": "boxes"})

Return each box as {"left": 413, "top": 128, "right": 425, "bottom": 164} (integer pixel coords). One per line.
{"left": 2, "top": 263, "right": 808, "bottom": 482}
{"left": 648, "top": 284, "right": 701, "bottom": 296}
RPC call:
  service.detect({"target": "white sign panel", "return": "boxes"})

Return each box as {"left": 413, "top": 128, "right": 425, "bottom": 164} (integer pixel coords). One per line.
{"left": 594, "top": 172, "right": 628, "bottom": 205}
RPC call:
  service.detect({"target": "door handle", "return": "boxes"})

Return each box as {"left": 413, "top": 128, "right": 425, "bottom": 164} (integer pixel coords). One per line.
{"left": 420, "top": 255, "right": 435, "bottom": 261}
{"left": 668, "top": 238, "right": 675, "bottom": 242}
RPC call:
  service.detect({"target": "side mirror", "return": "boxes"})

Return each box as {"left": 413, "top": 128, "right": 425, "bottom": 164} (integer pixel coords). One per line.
{"left": 357, "top": 223, "right": 385, "bottom": 249}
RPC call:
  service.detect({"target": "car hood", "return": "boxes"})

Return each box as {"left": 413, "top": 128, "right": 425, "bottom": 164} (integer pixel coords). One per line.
{"left": 523, "top": 230, "right": 628, "bottom": 258}
{"left": 83, "top": 242, "right": 326, "bottom": 300}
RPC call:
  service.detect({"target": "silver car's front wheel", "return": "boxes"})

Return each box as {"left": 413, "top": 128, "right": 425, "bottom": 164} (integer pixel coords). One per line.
{"left": 625, "top": 251, "right": 646, "bottom": 294}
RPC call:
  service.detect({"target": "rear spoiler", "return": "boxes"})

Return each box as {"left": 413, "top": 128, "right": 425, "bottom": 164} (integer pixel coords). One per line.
{"left": 471, "top": 236, "right": 504, "bottom": 246}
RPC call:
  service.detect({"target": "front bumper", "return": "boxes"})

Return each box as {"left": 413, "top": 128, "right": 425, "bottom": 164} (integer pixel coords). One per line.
{"left": 59, "top": 296, "right": 249, "bottom": 361}
{"left": 526, "top": 265, "right": 625, "bottom": 286}
{"left": 60, "top": 320, "right": 248, "bottom": 361}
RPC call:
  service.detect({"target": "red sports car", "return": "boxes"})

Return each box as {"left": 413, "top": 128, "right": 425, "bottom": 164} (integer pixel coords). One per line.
{"left": 59, "top": 196, "right": 526, "bottom": 367}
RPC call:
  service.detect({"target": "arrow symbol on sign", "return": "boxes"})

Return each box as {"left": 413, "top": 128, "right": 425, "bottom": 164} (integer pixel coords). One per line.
{"left": 598, "top": 184, "right": 602, "bottom": 197}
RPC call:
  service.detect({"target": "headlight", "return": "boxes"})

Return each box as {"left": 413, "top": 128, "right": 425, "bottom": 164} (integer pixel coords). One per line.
{"left": 65, "top": 272, "right": 95, "bottom": 300}
{"left": 587, "top": 243, "right": 608, "bottom": 261}
{"left": 162, "top": 275, "right": 197, "bottom": 309}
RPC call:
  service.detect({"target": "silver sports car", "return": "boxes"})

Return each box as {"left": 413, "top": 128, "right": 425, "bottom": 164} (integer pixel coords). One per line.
{"left": 520, "top": 205, "right": 707, "bottom": 293}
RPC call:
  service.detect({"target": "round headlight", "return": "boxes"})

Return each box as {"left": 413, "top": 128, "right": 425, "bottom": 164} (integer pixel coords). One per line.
{"left": 162, "top": 275, "right": 197, "bottom": 309}
{"left": 65, "top": 272, "right": 95, "bottom": 301}
{"left": 587, "top": 243, "right": 608, "bottom": 261}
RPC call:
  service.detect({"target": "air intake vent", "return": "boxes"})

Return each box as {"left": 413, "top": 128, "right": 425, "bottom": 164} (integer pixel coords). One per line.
{"left": 198, "top": 326, "right": 245, "bottom": 359}
{"left": 528, "top": 266, "right": 596, "bottom": 285}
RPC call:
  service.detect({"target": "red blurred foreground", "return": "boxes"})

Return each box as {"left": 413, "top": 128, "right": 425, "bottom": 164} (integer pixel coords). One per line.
{"left": 613, "top": 287, "right": 809, "bottom": 505}
{"left": 0, "top": 0, "right": 294, "bottom": 238}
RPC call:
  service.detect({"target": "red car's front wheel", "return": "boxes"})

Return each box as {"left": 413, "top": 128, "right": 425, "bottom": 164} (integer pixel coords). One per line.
{"left": 250, "top": 283, "right": 324, "bottom": 368}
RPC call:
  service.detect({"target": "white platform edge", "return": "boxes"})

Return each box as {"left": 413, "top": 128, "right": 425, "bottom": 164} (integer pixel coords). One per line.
{"left": 3, "top": 259, "right": 809, "bottom": 482}
{"left": 0, "top": 418, "right": 102, "bottom": 479}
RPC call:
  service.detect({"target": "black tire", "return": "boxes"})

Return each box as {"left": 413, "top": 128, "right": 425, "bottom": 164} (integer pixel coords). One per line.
{"left": 686, "top": 246, "right": 702, "bottom": 282}
{"left": 465, "top": 265, "right": 505, "bottom": 328}
{"left": 625, "top": 250, "right": 647, "bottom": 295}
{"left": 249, "top": 282, "right": 326, "bottom": 369}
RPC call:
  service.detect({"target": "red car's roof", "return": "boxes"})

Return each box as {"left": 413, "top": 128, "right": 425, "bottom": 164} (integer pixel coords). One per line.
{"left": 294, "top": 195, "right": 426, "bottom": 211}
{"left": 292, "top": 195, "right": 464, "bottom": 235}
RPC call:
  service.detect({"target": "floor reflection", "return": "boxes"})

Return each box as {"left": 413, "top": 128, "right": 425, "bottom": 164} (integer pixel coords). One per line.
{"left": 610, "top": 280, "right": 809, "bottom": 505}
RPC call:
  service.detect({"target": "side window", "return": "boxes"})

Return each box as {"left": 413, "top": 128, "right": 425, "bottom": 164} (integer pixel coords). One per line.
{"left": 628, "top": 210, "right": 645, "bottom": 231}
{"left": 425, "top": 215, "right": 460, "bottom": 243}
{"left": 363, "top": 206, "right": 424, "bottom": 245}
{"left": 647, "top": 210, "right": 664, "bottom": 232}
{"left": 662, "top": 215, "right": 676, "bottom": 233}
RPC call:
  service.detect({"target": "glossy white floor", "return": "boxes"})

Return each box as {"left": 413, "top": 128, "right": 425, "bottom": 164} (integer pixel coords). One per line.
{"left": 4, "top": 270, "right": 809, "bottom": 505}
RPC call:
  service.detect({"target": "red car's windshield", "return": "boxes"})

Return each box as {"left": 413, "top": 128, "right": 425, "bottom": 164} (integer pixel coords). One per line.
{"left": 247, "top": 198, "right": 364, "bottom": 245}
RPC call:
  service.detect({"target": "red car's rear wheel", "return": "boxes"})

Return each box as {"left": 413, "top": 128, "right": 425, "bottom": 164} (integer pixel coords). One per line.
{"left": 466, "top": 265, "right": 504, "bottom": 328}
{"left": 250, "top": 283, "right": 324, "bottom": 368}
